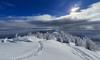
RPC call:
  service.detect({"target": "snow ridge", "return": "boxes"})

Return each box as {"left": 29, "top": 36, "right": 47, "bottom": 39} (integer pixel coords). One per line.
{"left": 33, "top": 30, "right": 100, "bottom": 51}
{"left": 0, "top": 30, "right": 99, "bottom": 51}
{"left": 0, "top": 30, "right": 100, "bottom": 60}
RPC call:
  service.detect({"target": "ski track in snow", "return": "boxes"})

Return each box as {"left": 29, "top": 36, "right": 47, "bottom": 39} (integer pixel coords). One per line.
{"left": 34, "top": 41, "right": 43, "bottom": 56}
{"left": 71, "top": 46, "right": 100, "bottom": 60}
{"left": 73, "top": 47, "right": 94, "bottom": 60}
{"left": 82, "top": 49, "right": 100, "bottom": 60}
{"left": 13, "top": 41, "right": 43, "bottom": 60}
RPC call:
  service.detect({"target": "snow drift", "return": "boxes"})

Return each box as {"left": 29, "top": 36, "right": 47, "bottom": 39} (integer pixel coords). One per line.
{"left": 0, "top": 30, "right": 100, "bottom": 60}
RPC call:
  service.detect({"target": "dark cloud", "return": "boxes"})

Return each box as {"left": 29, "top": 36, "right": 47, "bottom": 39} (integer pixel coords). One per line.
{"left": 27, "top": 18, "right": 87, "bottom": 28}
{"left": 0, "top": 1, "right": 100, "bottom": 35}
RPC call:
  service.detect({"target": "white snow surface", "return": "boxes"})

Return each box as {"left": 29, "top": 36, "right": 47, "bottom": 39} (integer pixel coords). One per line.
{"left": 0, "top": 36, "right": 100, "bottom": 60}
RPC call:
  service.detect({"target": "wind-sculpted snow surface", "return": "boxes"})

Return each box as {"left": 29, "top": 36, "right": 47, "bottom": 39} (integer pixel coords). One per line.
{"left": 0, "top": 30, "right": 100, "bottom": 60}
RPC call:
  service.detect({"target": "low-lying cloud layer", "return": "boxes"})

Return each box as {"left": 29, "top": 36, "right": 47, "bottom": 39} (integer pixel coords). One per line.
{"left": 0, "top": 1, "right": 100, "bottom": 30}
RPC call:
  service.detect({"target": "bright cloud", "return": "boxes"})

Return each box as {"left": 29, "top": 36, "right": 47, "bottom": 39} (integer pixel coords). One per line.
{"left": 71, "top": 7, "right": 80, "bottom": 12}
{"left": 68, "top": 2, "right": 100, "bottom": 21}
{"left": 0, "top": 1, "right": 100, "bottom": 30}
{"left": 31, "top": 14, "right": 55, "bottom": 21}
{"left": 5, "top": 1, "right": 100, "bottom": 22}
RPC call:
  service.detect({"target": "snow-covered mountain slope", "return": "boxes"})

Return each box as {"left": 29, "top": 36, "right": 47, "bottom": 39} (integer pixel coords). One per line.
{"left": 0, "top": 35, "right": 100, "bottom": 60}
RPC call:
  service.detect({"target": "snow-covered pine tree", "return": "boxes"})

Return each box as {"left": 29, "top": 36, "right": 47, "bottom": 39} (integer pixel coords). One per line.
{"left": 36, "top": 32, "right": 43, "bottom": 39}
{"left": 2, "top": 37, "right": 8, "bottom": 43}
{"left": 32, "top": 30, "right": 99, "bottom": 51}
{"left": 15, "top": 33, "right": 18, "bottom": 38}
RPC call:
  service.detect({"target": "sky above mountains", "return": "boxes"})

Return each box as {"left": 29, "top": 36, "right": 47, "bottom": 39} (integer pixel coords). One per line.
{"left": 0, "top": 0, "right": 100, "bottom": 30}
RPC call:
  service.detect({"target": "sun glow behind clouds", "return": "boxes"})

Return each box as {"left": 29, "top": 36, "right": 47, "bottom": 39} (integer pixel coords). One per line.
{"left": 70, "top": 7, "right": 80, "bottom": 15}
{"left": 71, "top": 7, "right": 80, "bottom": 12}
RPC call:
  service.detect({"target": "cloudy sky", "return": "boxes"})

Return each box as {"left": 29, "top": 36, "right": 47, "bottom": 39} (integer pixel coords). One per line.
{"left": 0, "top": 0, "right": 100, "bottom": 30}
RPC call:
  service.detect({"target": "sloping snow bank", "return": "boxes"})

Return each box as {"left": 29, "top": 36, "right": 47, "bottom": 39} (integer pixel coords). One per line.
{"left": 26, "top": 40, "right": 83, "bottom": 60}
{"left": 0, "top": 30, "right": 100, "bottom": 60}
{"left": 0, "top": 35, "right": 100, "bottom": 60}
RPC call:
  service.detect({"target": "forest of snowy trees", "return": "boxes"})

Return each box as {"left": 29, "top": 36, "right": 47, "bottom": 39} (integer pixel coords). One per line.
{"left": 33, "top": 30, "right": 100, "bottom": 51}
{"left": 0, "top": 30, "right": 100, "bottom": 51}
